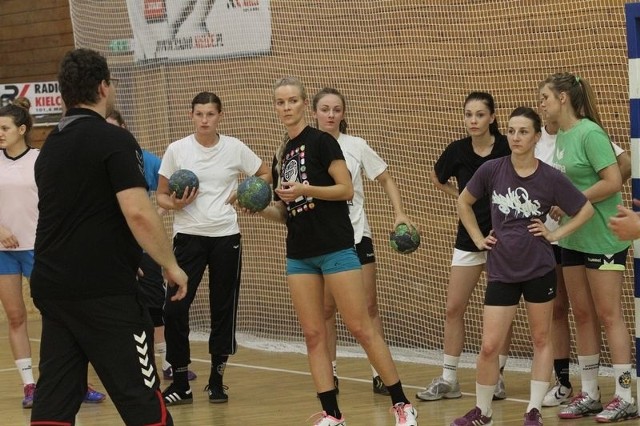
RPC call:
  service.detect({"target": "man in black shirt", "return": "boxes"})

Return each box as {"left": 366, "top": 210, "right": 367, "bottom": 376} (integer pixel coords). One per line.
{"left": 29, "top": 48, "right": 187, "bottom": 426}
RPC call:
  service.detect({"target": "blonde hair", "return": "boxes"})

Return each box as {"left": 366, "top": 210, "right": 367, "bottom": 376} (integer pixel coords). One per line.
{"left": 540, "top": 72, "right": 604, "bottom": 130}
{"left": 272, "top": 77, "right": 307, "bottom": 186}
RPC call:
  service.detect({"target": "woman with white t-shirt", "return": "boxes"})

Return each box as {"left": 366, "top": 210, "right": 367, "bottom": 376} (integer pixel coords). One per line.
{"left": 312, "top": 87, "right": 416, "bottom": 396}
{"left": 157, "top": 91, "right": 271, "bottom": 406}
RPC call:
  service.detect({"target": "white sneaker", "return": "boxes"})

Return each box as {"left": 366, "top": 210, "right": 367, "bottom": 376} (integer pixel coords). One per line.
{"left": 311, "top": 412, "right": 346, "bottom": 426}
{"left": 392, "top": 403, "right": 418, "bottom": 426}
{"left": 416, "top": 376, "right": 461, "bottom": 401}
{"left": 594, "top": 396, "right": 638, "bottom": 422}
{"left": 542, "top": 383, "right": 572, "bottom": 407}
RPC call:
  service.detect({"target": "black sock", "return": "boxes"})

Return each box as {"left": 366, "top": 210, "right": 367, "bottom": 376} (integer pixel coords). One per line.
{"left": 317, "top": 389, "right": 341, "bottom": 419}
{"left": 210, "top": 355, "right": 229, "bottom": 387}
{"left": 172, "top": 365, "right": 189, "bottom": 389}
{"left": 386, "top": 380, "right": 410, "bottom": 405}
{"left": 554, "top": 358, "right": 572, "bottom": 388}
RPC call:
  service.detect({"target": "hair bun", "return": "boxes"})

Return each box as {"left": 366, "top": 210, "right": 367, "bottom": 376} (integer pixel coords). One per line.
{"left": 12, "top": 97, "right": 31, "bottom": 111}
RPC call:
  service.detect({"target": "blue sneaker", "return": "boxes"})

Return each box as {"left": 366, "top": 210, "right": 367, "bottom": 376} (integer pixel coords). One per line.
{"left": 84, "top": 385, "right": 106, "bottom": 403}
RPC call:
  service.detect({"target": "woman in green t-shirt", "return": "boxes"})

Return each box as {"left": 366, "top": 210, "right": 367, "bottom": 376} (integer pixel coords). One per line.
{"left": 538, "top": 73, "right": 635, "bottom": 422}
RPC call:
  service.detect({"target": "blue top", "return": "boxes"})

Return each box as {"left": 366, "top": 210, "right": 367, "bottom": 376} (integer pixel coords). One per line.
{"left": 142, "top": 150, "right": 161, "bottom": 192}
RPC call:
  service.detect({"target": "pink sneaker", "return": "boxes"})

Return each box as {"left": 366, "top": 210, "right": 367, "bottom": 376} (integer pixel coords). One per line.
{"left": 22, "top": 383, "right": 35, "bottom": 409}
{"left": 523, "top": 408, "right": 542, "bottom": 426}
{"left": 451, "top": 406, "right": 492, "bottom": 426}
{"left": 392, "top": 403, "right": 418, "bottom": 426}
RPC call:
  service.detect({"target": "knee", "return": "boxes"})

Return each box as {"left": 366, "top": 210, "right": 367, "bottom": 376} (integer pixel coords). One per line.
{"left": 323, "top": 303, "right": 337, "bottom": 322}
{"left": 345, "top": 320, "right": 373, "bottom": 346}
{"left": 6, "top": 308, "right": 26, "bottom": 329}
{"left": 445, "top": 302, "right": 466, "bottom": 322}
{"left": 302, "top": 327, "right": 326, "bottom": 351}
{"left": 531, "top": 331, "right": 552, "bottom": 351}
{"left": 571, "top": 306, "right": 595, "bottom": 325}
{"left": 552, "top": 301, "right": 569, "bottom": 321}
{"left": 596, "top": 308, "right": 624, "bottom": 330}
{"left": 479, "top": 341, "right": 501, "bottom": 361}
{"left": 366, "top": 301, "right": 380, "bottom": 319}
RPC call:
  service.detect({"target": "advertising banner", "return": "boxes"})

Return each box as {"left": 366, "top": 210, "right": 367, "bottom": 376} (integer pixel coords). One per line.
{"left": 126, "top": 0, "right": 271, "bottom": 61}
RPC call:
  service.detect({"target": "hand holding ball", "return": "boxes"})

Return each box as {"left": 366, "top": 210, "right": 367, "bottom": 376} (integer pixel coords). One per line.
{"left": 168, "top": 169, "right": 199, "bottom": 198}
{"left": 237, "top": 176, "right": 271, "bottom": 212}
{"left": 389, "top": 223, "right": 421, "bottom": 254}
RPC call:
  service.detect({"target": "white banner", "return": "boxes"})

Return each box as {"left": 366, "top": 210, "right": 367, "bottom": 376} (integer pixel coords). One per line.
{"left": 126, "top": 0, "right": 271, "bottom": 61}
{"left": 0, "top": 82, "right": 62, "bottom": 115}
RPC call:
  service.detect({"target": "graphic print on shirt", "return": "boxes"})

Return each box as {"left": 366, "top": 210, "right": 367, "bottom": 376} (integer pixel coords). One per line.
{"left": 281, "top": 144, "right": 315, "bottom": 217}
{"left": 492, "top": 187, "right": 542, "bottom": 218}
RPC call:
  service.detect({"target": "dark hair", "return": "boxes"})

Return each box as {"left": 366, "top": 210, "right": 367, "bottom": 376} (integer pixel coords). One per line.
{"left": 312, "top": 87, "right": 348, "bottom": 133}
{"left": 540, "top": 72, "right": 603, "bottom": 129}
{"left": 106, "top": 109, "right": 126, "bottom": 127}
{"left": 191, "top": 92, "right": 222, "bottom": 112}
{"left": 58, "top": 48, "right": 111, "bottom": 108}
{"left": 509, "top": 106, "right": 542, "bottom": 133}
{"left": 464, "top": 91, "right": 500, "bottom": 135}
{"left": 0, "top": 97, "right": 33, "bottom": 143}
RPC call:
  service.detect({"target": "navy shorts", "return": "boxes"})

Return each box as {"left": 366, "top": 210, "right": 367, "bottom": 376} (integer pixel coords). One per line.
{"left": 485, "top": 269, "right": 557, "bottom": 306}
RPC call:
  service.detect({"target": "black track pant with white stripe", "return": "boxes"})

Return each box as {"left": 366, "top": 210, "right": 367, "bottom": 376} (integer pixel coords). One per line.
{"left": 31, "top": 295, "right": 172, "bottom": 426}
{"left": 165, "top": 233, "right": 242, "bottom": 368}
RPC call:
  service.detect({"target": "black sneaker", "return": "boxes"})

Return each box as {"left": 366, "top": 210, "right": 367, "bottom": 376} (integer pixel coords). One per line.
{"left": 162, "top": 383, "right": 193, "bottom": 406}
{"left": 205, "top": 384, "right": 229, "bottom": 403}
{"left": 334, "top": 375, "right": 340, "bottom": 395}
{"left": 373, "top": 375, "right": 389, "bottom": 396}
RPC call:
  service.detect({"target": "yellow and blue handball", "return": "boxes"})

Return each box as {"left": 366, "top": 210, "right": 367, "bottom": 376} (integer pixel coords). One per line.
{"left": 389, "top": 223, "right": 421, "bottom": 254}
{"left": 237, "top": 176, "right": 272, "bottom": 212}
{"left": 168, "top": 169, "right": 199, "bottom": 198}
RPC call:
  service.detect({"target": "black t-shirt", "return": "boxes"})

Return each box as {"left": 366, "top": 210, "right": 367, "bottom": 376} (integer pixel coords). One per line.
{"left": 31, "top": 108, "right": 147, "bottom": 299}
{"left": 434, "top": 134, "right": 511, "bottom": 252}
{"left": 272, "top": 126, "right": 354, "bottom": 259}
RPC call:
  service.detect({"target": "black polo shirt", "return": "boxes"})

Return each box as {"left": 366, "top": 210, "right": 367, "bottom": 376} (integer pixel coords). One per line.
{"left": 31, "top": 108, "right": 147, "bottom": 299}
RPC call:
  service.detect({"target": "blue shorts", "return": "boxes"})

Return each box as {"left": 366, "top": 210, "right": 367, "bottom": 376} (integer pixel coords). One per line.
{"left": 286, "top": 247, "right": 362, "bottom": 275}
{"left": 0, "top": 250, "right": 35, "bottom": 278}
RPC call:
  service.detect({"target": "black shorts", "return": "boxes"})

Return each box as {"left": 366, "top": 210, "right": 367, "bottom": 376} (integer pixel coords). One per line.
{"left": 485, "top": 269, "right": 557, "bottom": 306}
{"left": 561, "top": 247, "right": 628, "bottom": 271}
{"left": 355, "top": 236, "right": 375, "bottom": 265}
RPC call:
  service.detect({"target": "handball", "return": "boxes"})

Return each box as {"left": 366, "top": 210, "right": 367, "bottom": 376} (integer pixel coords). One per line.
{"left": 168, "top": 169, "right": 199, "bottom": 198}
{"left": 237, "top": 176, "right": 272, "bottom": 212}
{"left": 389, "top": 223, "right": 421, "bottom": 254}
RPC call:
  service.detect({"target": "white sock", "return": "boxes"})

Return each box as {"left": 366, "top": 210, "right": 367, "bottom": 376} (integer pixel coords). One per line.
{"left": 442, "top": 354, "right": 459, "bottom": 383}
{"left": 613, "top": 364, "right": 633, "bottom": 402}
{"left": 578, "top": 354, "right": 600, "bottom": 399}
{"left": 499, "top": 355, "right": 508, "bottom": 373}
{"left": 15, "top": 358, "right": 34, "bottom": 385}
{"left": 476, "top": 382, "right": 495, "bottom": 417}
{"left": 332, "top": 360, "right": 337, "bottom": 377}
{"left": 527, "top": 380, "right": 549, "bottom": 412}
{"left": 155, "top": 342, "right": 170, "bottom": 370}
{"left": 370, "top": 365, "right": 379, "bottom": 378}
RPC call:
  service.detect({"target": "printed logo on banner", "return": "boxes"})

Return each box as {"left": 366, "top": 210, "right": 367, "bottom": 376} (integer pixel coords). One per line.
{"left": 0, "top": 82, "right": 62, "bottom": 115}
{"left": 144, "top": 0, "right": 167, "bottom": 23}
